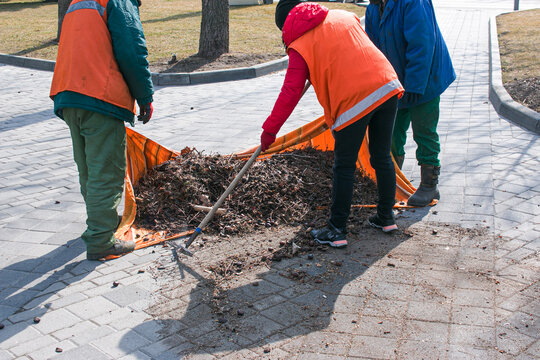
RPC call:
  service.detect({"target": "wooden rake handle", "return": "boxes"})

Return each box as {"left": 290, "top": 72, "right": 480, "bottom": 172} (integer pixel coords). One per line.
{"left": 183, "top": 145, "right": 262, "bottom": 250}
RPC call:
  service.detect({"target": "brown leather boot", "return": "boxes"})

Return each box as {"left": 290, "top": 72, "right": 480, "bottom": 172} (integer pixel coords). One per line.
{"left": 407, "top": 164, "right": 440, "bottom": 206}
{"left": 87, "top": 238, "right": 136, "bottom": 260}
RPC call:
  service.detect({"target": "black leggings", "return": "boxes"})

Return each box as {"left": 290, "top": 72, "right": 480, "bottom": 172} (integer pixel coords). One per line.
{"left": 330, "top": 95, "right": 398, "bottom": 230}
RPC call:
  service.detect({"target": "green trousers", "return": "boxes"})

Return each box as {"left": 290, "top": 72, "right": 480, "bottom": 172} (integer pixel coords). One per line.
{"left": 391, "top": 96, "right": 441, "bottom": 167}
{"left": 63, "top": 108, "right": 127, "bottom": 253}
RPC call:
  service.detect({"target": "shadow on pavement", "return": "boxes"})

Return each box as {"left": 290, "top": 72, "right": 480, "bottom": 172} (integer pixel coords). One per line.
{"left": 0, "top": 237, "right": 97, "bottom": 346}
{"left": 120, "top": 222, "right": 413, "bottom": 358}
{"left": 0, "top": 109, "right": 56, "bottom": 132}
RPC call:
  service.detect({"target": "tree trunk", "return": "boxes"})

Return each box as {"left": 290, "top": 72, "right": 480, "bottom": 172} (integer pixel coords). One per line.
{"left": 57, "top": 0, "right": 71, "bottom": 41}
{"left": 198, "top": 0, "right": 229, "bottom": 58}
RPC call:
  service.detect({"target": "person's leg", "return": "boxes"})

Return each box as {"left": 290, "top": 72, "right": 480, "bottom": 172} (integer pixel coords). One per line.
{"left": 410, "top": 97, "right": 441, "bottom": 167}
{"left": 407, "top": 97, "right": 441, "bottom": 206}
{"left": 367, "top": 95, "right": 398, "bottom": 223}
{"left": 77, "top": 109, "right": 127, "bottom": 254}
{"left": 330, "top": 117, "right": 369, "bottom": 230}
{"left": 311, "top": 113, "right": 370, "bottom": 247}
{"left": 62, "top": 108, "right": 89, "bottom": 202}
{"left": 391, "top": 108, "right": 411, "bottom": 168}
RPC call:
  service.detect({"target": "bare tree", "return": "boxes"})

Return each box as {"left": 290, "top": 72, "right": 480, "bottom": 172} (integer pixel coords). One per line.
{"left": 198, "top": 0, "right": 229, "bottom": 58}
{"left": 57, "top": 0, "right": 71, "bottom": 41}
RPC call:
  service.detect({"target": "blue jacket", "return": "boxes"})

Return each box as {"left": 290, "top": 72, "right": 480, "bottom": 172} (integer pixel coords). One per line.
{"left": 365, "top": 0, "right": 455, "bottom": 109}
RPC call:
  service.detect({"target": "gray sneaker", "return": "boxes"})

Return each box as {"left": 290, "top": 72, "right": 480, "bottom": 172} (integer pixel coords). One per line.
{"left": 310, "top": 222, "right": 348, "bottom": 248}
{"left": 87, "top": 239, "right": 136, "bottom": 261}
{"left": 368, "top": 214, "right": 398, "bottom": 233}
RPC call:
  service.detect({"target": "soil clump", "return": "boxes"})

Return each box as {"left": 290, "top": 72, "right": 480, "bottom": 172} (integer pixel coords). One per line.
{"left": 504, "top": 76, "right": 540, "bottom": 113}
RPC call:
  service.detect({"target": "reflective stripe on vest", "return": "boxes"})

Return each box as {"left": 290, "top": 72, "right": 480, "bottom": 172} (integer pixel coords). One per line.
{"left": 332, "top": 79, "right": 402, "bottom": 131}
{"left": 66, "top": 0, "right": 106, "bottom": 17}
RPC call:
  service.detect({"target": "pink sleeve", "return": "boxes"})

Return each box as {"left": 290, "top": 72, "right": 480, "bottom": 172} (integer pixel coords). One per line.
{"left": 262, "top": 49, "right": 309, "bottom": 135}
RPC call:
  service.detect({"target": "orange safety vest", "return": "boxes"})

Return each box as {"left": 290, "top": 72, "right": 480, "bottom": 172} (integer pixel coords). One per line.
{"left": 50, "top": 0, "right": 136, "bottom": 113}
{"left": 289, "top": 10, "right": 404, "bottom": 132}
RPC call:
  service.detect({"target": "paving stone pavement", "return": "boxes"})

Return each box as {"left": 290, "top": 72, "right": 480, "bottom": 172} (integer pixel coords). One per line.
{"left": 0, "top": 1, "right": 539, "bottom": 359}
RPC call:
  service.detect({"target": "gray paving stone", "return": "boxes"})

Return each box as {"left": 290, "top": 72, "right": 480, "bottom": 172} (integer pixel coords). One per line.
{"left": 26, "top": 339, "right": 79, "bottom": 360}
{"left": 92, "top": 307, "right": 133, "bottom": 326}
{"left": 449, "top": 324, "right": 495, "bottom": 347}
{"left": 260, "top": 302, "right": 306, "bottom": 327}
{"left": 0, "top": 322, "right": 42, "bottom": 349}
{"left": 505, "top": 247, "right": 536, "bottom": 261}
{"left": 525, "top": 340, "right": 540, "bottom": 358}
{"left": 51, "top": 320, "right": 99, "bottom": 341}
{"left": 53, "top": 344, "right": 110, "bottom": 360}
{"left": 348, "top": 335, "right": 398, "bottom": 359}
{"left": 90, "top": 328, "right": 151, "bottom": 359}
{"left": 398, "top": 339, "right": 448, "bottom": 360}
{"left": 352, "top": 315, "right": 402, "bottom": 339}
{"left": 453, "top": 288, "right": 493, "bottom": 307}
{"left": 495, "top": 325, "right": 537, "bottom": 356}
{"left": 0, "top": 350, "right": 14, "bottom": 360}
{"left": 232, "top": 315, "right": 283, "bottom": 343}
{"left": 17, "top": 272, "right": 64, "bottom": 293}
{"left": 403, "top": 319, "right": 450, "bottom": 344}
{"left": 447, "top": 344, "right": 498, "bottom": 360}
{"left": 66, "top": 296, "right": 120, "bottom": 320}
{"left": 0, "top": 287, "right": 42, "bottom": 309}
{"left": 108, "top": 311, "right": 152, "bottom": 332}
{"left": 31, "top": 308, "right": 80, "bottom": 334}
{"left": 132, "top": 320, "right": 174, "bottom": 343}
{"left": 296, "top": 354, "right": 346, "bottom": 360}
{"left": 407, "top": 300, "right": 452, "bottom": 323}
{"left": 1, "top": 3, "right": 539, "bottom": 358}
{"left": 100, "top": 285, "right": 151, "bottom": 309}
{"left": 0, "top": 304, "right": 17, "bottom": 322}
{"left": 452, "top": 305, "right": 495, "bottom": 326}
{"left": 7, "top": 306, "right": 49, "bottom": 324}
{"left": 252, "top": 294, "right": 287, "bottom": 312}
{"left": 9, "top": 334, "right": 57, "bottom": 357}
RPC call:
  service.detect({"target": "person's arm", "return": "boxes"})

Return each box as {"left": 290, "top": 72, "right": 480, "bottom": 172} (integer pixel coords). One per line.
{"left": 261, "top": 49, "right": 309, "bottom": 151}
{"left": 263, "top": 49, "right": 309, "bottom": 135}
{"left": 107, "top": 0, "right": 154, "bottom": 107}
{"left": 402, "top": 0, "right": 436, "bottom": 95}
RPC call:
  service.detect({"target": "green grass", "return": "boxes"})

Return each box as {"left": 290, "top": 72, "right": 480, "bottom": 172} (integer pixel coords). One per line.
{"left": 0, "top": 0, "right": 365, "bottom": 65}
{"left": 497, "top": 9, "right": 540, "bottom": 84}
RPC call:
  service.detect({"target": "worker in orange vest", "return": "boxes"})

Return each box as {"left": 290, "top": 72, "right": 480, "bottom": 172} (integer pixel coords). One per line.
{"left": 50, "top": 0, "right": 154, "bottom": 260}
{"left": 262, "top": 0, "right": 404, "bottom": 248}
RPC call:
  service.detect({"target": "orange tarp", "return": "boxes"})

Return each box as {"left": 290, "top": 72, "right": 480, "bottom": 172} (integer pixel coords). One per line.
{"left": 112, "top": 115, "right": 419, "bottom": 258}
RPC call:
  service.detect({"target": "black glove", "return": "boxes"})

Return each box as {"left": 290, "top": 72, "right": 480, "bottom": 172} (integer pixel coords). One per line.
{"left": 138, "top": 102, "right": 153, "bottom": 124}
{"left": 405, "top": 92, "right": 421, "bottom": 104}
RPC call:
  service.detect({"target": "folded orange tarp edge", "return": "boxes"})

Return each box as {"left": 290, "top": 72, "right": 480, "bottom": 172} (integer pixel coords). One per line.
{"left": 106, "top": 116, "right": 431, "bottom": 260}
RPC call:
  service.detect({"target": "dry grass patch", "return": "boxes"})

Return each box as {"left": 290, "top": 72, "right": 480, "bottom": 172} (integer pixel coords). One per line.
{"left": 497, "top": 9, "right": 540, "bottom": 112}
{"left": 0, "top": 0, "right": 365, "bottom": 67}
{"left": 0, "top": 0, "right": 58, "bottom": 60}
{"left": 497, "top": 9, "right": 540, "bottom": 82}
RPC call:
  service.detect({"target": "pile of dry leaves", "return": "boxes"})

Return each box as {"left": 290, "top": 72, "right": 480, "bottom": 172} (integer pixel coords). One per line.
{"left": 134, "top": 147, "right": 378, "bottom": 237}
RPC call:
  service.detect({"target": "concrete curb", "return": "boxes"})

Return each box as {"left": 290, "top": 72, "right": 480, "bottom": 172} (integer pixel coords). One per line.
{"left": 0, "top": 53, "right": 289, "bottom": 86}
{"left": 488, "top": 15, "right": 540, "bottom": 135}
{"left": 0, "top": 53, "right": 56, "bottom": 72}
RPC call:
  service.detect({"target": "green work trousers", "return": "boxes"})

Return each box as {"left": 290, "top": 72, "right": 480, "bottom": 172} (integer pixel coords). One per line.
{"left": 391, "top": 96, "right": 441, "bottom": 167}
{"left": 63, "top": 108, "right": 127, "bottom": 253}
